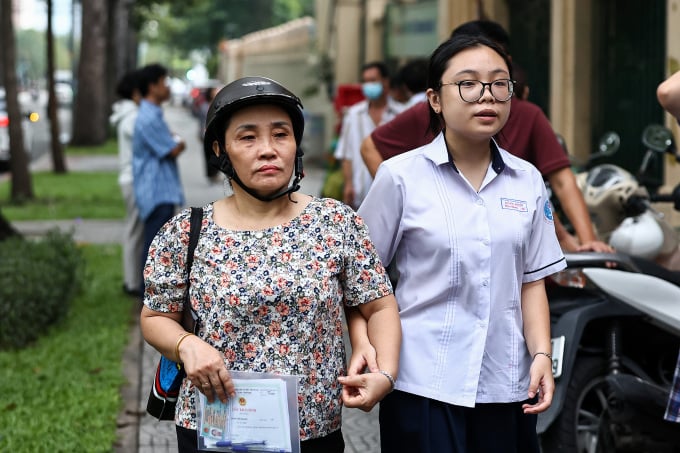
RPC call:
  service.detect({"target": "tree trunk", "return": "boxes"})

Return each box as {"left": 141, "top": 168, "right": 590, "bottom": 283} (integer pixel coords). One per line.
{"left": 70, "top": 0, "right": 109, "bottom": 145}
{"left": 0, "top": 0, "right": 34, "bottom": 201}
{"left": 46, "top": 0, "right": 67, "bottom": 173}
{"left": 0, "top": 209, "right": 20, "bottom": 241}
{"left": 107, "top": 0, "right": 137, "bottom": 112}
{"left": 106, "top": 0, "right": 119, "bottom": 110}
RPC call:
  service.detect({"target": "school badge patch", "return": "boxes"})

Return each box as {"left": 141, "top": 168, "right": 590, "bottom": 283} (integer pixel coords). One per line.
{"left": 544, "top": 200, "right": 554, "bottom": 223}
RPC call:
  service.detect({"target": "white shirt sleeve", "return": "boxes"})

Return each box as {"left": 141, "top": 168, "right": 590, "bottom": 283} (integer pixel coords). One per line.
{"left": 357, "top": 163, "right": 404, "bottom": 267}
{"left": 523, "top": 170, "right": 566, "bottom": 282}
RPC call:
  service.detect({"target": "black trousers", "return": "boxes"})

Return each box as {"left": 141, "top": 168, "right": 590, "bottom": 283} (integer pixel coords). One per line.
{"left": 379, "top": 390, "right": 540, "bottom": 453}
{"left": 176, "top": 425, "right": 345, "bottom": 453}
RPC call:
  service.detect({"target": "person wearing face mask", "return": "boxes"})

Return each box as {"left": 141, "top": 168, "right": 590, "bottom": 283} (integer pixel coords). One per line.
{"left": 333, "top": 62, "right": 406, "bottom": 209}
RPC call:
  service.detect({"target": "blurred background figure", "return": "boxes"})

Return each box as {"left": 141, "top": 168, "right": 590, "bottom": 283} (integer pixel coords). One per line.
{"left": 333, "top": 61, "right": 405, "bottom": 209}
{"left": 110, "top": 69, "right": 143, "bottom": 298}
{"left": 512, "top": 63, "right": 530, "bottom": 101}
{"left": 397, "top": 58, "right": 429, "bottom": 107}
{"left": 197, "top": 85, "right": 223, "bottom": 184}
{"left": 657, "top": 70, "right": 680, "bottom": 121}
{"left": 388, "top": 71, "right": 410, "bottom": 104}
{"left": 132, "top": 63, "right": 187, "bottom": 293}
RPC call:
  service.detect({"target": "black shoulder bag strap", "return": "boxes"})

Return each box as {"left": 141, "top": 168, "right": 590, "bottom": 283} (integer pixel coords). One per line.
{"left": 182, "top": 207, "right": 203, "bottom": 333}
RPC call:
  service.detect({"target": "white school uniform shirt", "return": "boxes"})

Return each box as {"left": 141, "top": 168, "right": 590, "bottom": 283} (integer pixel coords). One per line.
{"left": 358, "top": 132, "right": 566, "bottom": 407}
{"left": 334, "top": 98, "right": 405, "bottom": 207}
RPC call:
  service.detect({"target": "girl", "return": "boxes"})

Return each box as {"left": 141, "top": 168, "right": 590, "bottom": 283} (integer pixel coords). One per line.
{"left": 358, "top": 35, "right": 565, "bottom": 452}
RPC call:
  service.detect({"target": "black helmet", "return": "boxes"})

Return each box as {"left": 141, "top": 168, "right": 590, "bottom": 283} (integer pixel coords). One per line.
{"left": 204, "top": 76, "right": 306, "bottom": 202}
{"left": 203, "top": 76, "right": 304, "bottom": 157}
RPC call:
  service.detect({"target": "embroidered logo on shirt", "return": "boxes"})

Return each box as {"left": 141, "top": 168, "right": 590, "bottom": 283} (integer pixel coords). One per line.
{"left": 501, "top": 198, "right": 528, "bottom": 212}
{"left": 544, "top": 200, "right": 554, "bottom": 222}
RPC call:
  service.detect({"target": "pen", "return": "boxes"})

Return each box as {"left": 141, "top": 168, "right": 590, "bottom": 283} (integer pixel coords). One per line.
{"left": 213, "top": 439, "right": 290, "bottom": 452}
{"left": 232, "top": 447, "right": 288, "bottom": 453}
{"left": 215, "top": 440, "right": 266, "bottom": 448}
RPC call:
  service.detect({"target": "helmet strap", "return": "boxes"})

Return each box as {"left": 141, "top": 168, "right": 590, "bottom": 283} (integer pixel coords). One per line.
{"left": 211, "top": 145, "right": 304, "bottom": 202}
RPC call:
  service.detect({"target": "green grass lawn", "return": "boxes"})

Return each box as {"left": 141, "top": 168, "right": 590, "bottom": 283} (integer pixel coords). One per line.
{"left": 0, "top": 244, "right": 135, "bottom": 452}
{"left": 0, "top": 171, "right": 124, "bottom": 220}
{"left": 66, "top": 138, "right": 118, "bottom": 156}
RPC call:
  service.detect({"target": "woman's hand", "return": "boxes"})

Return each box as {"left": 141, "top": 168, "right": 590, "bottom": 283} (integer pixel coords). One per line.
{"left": 347, "top": 342, "right": 378, "bottom": 375}
{"left": 179, "top": 335, "right": 235, "bottom": 403}
{"left": 522, "top": 353, "right": 554, "bottom": 414}
{"left": 339, "top": 371, "right": 393, "bottom": 412}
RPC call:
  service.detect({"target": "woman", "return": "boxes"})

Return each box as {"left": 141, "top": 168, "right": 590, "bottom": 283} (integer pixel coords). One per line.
{"left": 140, "top": 76, "right": 401, "bottom": 453}
{"left": 357, "top": 35, "right": 566, "bottom": 452}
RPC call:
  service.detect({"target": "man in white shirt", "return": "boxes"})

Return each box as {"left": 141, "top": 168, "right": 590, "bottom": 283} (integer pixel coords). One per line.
{"left": 334, "top": 61, "right": 405, "bottom": 209}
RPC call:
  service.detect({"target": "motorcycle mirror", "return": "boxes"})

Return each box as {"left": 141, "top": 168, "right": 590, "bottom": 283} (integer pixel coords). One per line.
{"left": 595, "top": 131, "right": 620, "bottom": 157}
{"left": 641, "top": 124, "right": 673, "bottom": 153}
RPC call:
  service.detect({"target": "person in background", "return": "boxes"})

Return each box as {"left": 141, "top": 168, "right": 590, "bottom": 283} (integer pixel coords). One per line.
{"left": 360, "top": 20, "right": 613, "bottom": 254}
{"left": 110, "top": 69, "right": 143, "bottom": 298}
{"left": 657, "top": 70, "right": 680, "bottom": 120}
{"left": 657, "top": 69, "right": 680, "bottom": 423}
{"left": 197, "top": 85, "right": 222, "bottom": 184}
{"left": 388, "top": 71, "right": 411, "bottom": 104}
{"left": 359, "top": 34, "right": 565, "bottom": 453}
{"left": 139, "top": 76, "right": 401, "bottom": 453}
{"left": 512, "top": 62, "right": 530, "bottom": 101}
{"left": 398, "top": 58, "right": 429, "bottom": 107}
{"left": 334, "top": 61, "right": 405, "bottom": 209}
{"left": 132, "top": 63, "right": 186, "bottom": 292}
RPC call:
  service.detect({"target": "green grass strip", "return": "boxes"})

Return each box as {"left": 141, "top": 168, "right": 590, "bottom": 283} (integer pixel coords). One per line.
{"left": 0, "top": 171, "right": 124, "bottom": 220}
{"left": 0, "top": 244, "right": 135, "bottom": 452}
{"left": 66, "top": 139, "right": 119, "bottom": 156}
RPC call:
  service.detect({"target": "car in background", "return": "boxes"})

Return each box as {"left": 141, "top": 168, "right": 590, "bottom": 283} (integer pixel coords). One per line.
{"left": 0, "top": 87, "right": 39, "bottom": 172}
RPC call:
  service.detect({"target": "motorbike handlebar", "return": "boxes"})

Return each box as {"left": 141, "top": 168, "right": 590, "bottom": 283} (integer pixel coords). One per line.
{"left": 649, "top": 184, "right": 680, "bottom": 210}
{"left": 563, "top": 252, "right": 642, "bottom": 273}
{"left": 650, "top": 194, "right": 675, "bottom": 203}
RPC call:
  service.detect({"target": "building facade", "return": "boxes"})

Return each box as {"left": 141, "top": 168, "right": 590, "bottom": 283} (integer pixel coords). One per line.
{"left": 318, "top": 0, "right": 680, "bottom": 223}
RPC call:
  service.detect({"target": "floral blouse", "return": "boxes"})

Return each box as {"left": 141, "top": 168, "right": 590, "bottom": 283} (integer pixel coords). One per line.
{"left": 144, "top": 198, "right": 392, "bottom": 440}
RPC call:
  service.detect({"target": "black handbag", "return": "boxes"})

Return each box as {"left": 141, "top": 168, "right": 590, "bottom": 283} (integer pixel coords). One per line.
{"left": 146, "top": 207, "right": 203, "bottom": 421}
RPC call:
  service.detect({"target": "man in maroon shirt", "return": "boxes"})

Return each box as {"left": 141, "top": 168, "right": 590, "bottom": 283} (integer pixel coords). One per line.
{"left": 361, "top": 20, "right": 611, "bottom": 253}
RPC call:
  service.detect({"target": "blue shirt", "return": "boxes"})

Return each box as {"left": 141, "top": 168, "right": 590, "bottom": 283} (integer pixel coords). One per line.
{"left": 132, "top": 100, "right": 184, "bottom": 220}
{"left": 358, "top": 132, "right": 566, "bottom": 407}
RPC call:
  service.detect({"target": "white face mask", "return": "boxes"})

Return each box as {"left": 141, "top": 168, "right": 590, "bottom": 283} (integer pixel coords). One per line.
{"left": 362, "top": 82, "right": 383, "bottom": 100}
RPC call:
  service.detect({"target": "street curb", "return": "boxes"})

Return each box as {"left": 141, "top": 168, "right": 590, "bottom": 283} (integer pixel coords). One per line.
{"left": 115, "top": 300, "right": 143, "bottom": 453}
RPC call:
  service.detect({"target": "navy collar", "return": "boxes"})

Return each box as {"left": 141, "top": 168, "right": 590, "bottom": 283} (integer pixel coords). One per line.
{"left": 446, "top": 139, "right": 506, "bottom": 174}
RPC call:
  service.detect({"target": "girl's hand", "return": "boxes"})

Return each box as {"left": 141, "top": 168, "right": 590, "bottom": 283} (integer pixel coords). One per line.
{"left": 522, "top": 353, "right": 554, "bottom": 414}
{"left": 339, "top": 371, "right": 393, "bottom": 412}
{"left": 179, "top": 335, "right": 235, "bottom": 403}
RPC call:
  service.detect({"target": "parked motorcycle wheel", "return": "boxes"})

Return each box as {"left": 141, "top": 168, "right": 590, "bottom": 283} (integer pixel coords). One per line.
{"left": 541, "top": 357, "right": 621, "bottom": 453}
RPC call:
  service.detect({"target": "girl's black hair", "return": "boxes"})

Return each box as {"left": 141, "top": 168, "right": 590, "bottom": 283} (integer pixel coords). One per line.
{"left": 426, "top": 34, "right": 513, "bottom": 136}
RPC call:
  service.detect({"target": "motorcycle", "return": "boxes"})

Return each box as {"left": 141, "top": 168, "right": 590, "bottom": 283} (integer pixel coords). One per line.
{"left": 577, "top": 125, "right": 680, "bottom": 270}
{"left": 550, "top": 130, "right": 621, "bottom": 234}
{"left": 539, "top": 125, "right": 680, "bottom": 451}
{"left": 538, "top": 251, "right": 680, "bottom": 452}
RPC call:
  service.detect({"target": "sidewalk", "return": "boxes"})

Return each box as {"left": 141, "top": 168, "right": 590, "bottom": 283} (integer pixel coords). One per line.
{"left": 11, "top": 105, "right": 380, "bottom": 452}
